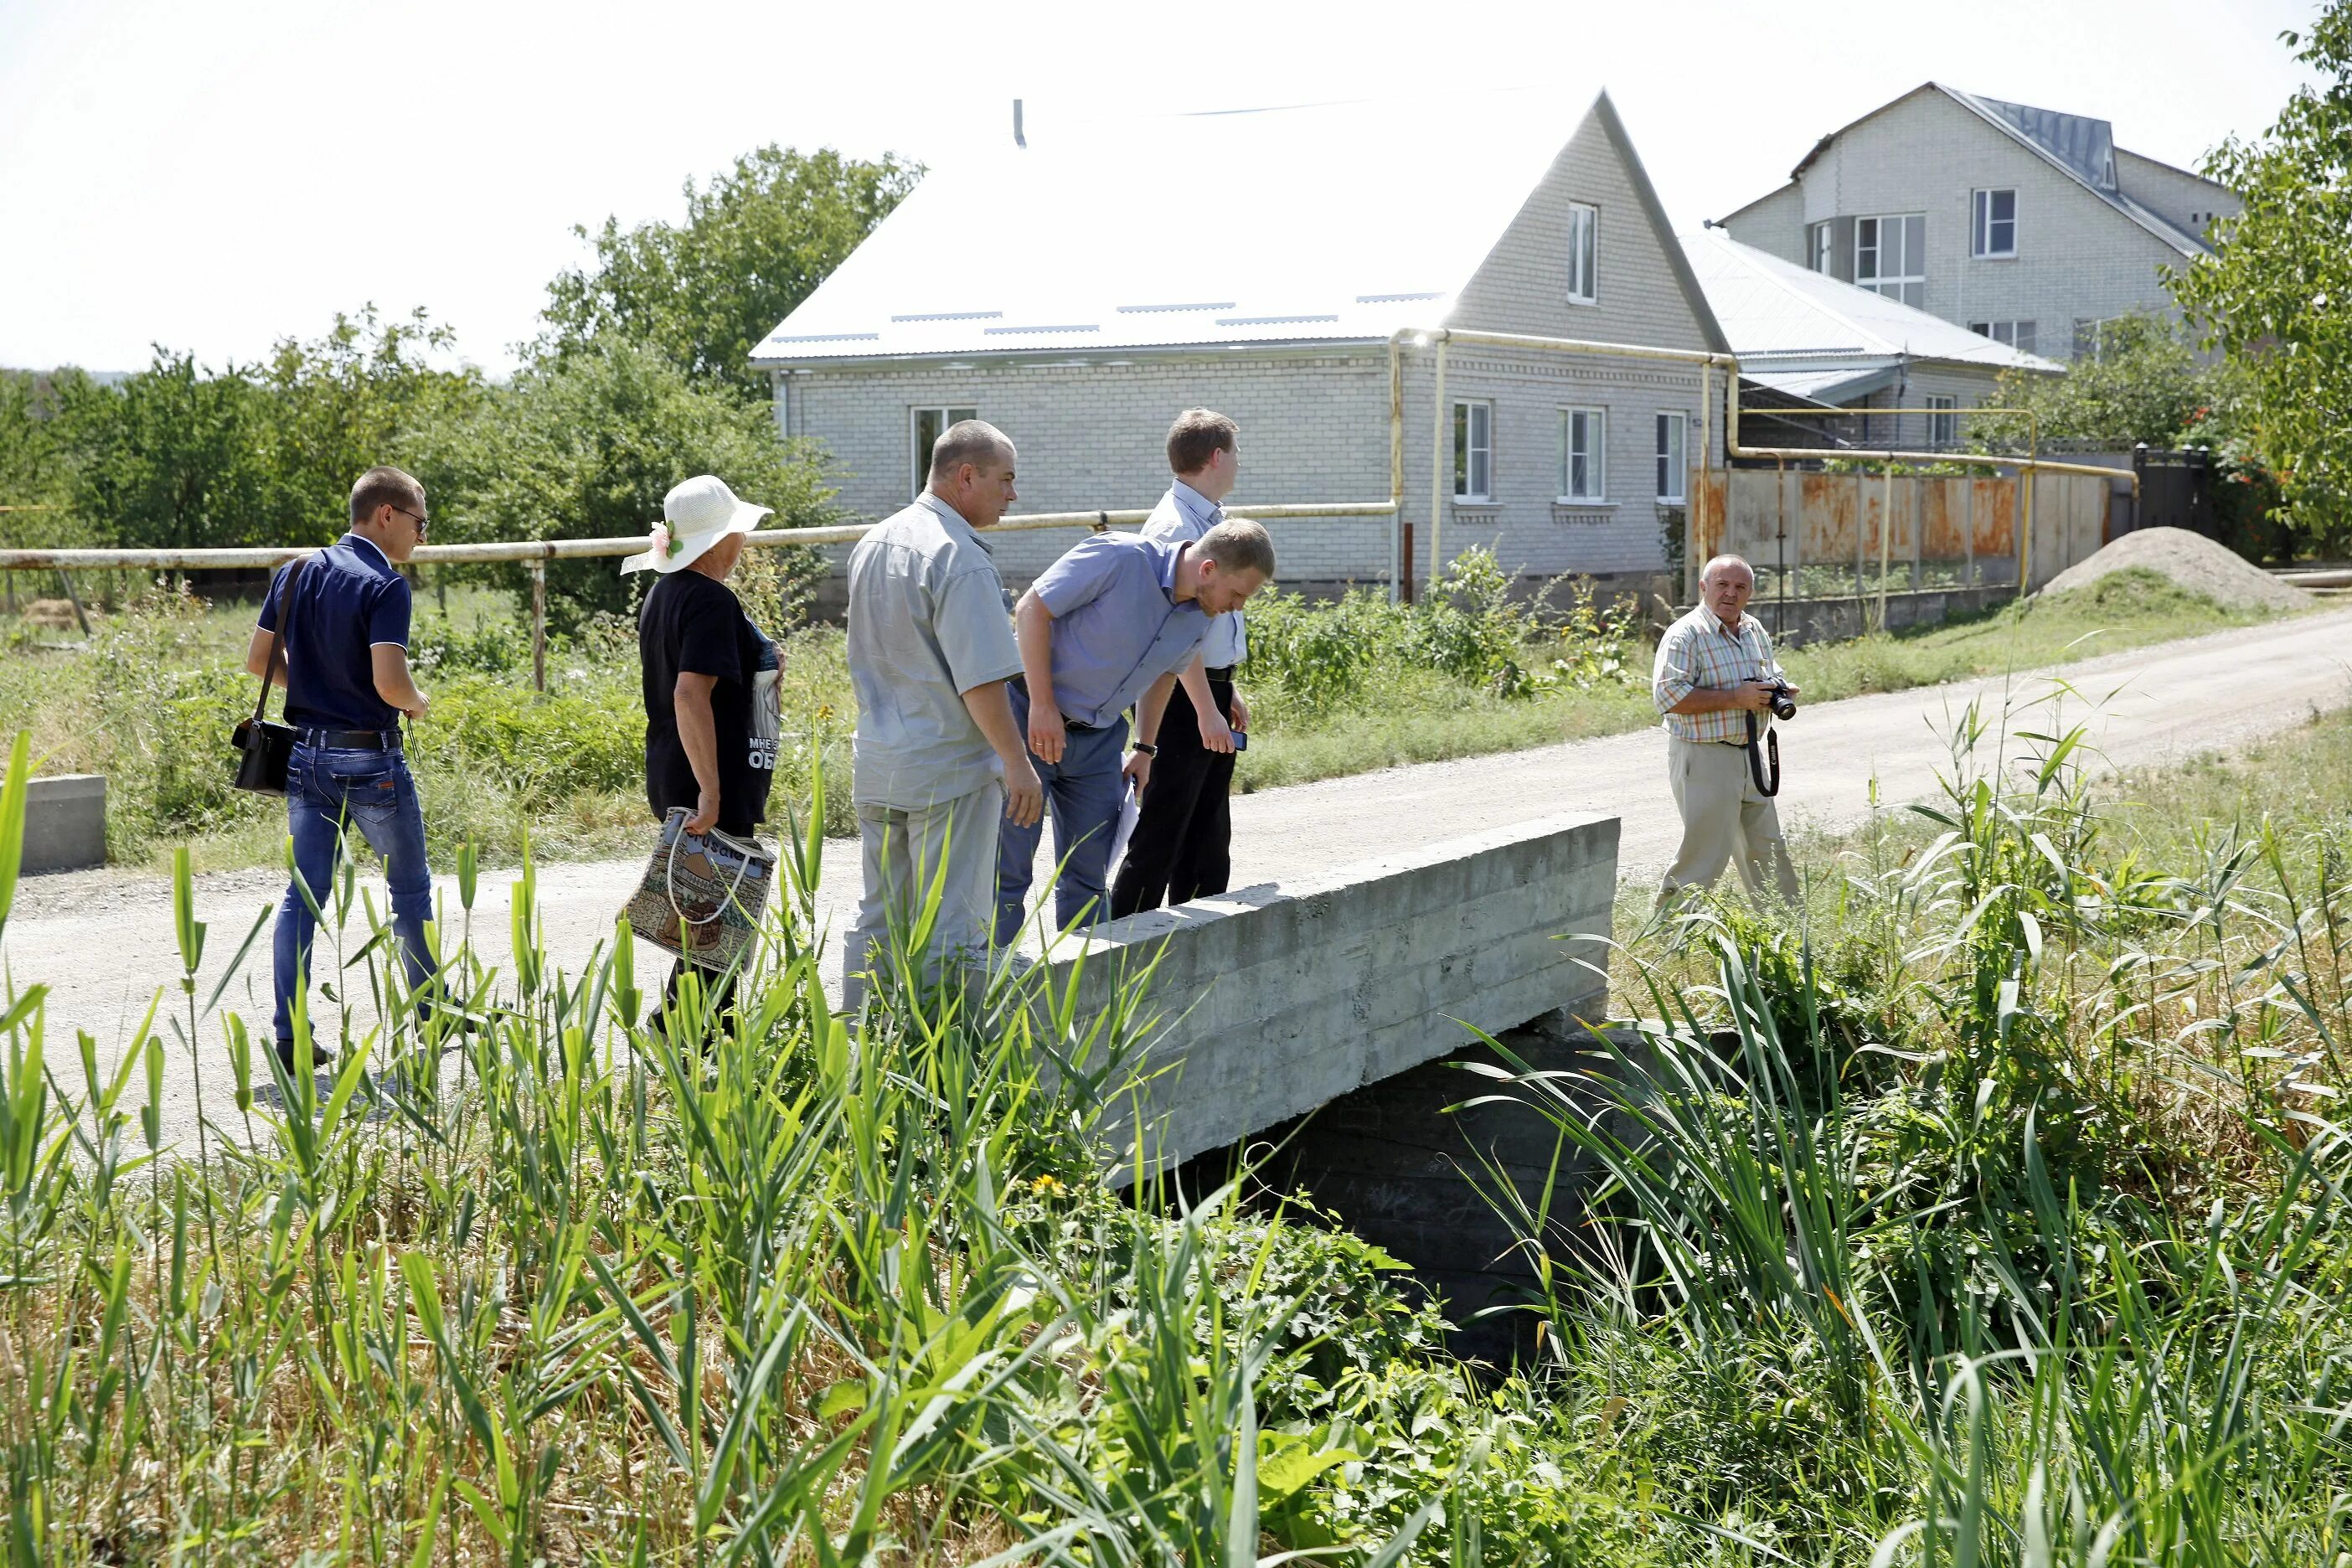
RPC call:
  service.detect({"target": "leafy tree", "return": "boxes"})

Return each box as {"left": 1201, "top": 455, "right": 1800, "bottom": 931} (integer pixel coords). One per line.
{"left": 259, "top": 305, "right": 484, "bottom": 531}
{"left": 2170, "top": 3, "right": 2352, "bottom": 553}
{"left": 1973, "top": 312, "right": 2216, "bottom": 450}
{"left": 0, "top": 372, "right": 83, "bottom": 543}
{"left": 50, "top": 351, "right": 286, "bottom": 550}
{"left": 408, "top": 338, "right": 835, "bottom": 627}
{"left": 539, "top": 146, "right": 920, "bottom": 398}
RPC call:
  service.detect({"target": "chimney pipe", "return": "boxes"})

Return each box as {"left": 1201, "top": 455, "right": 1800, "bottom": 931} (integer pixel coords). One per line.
{"left": 1014, "top": 98, "right": 1025, "bottom": 148}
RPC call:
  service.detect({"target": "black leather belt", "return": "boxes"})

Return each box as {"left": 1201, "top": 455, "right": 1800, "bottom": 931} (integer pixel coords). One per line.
{"left": 1204, "top": 665, "right": 1235, "bottom": 681}
{"left": 1009, "top": 676, "right": 1103, "bottom": 731}
{"left": 301, "top": 728, "right": 400, "bottom": 751}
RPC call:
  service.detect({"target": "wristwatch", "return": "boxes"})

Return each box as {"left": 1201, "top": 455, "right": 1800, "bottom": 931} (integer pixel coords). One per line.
{"left": 1131, "top": 741, "right": 1158, "bottom": 756}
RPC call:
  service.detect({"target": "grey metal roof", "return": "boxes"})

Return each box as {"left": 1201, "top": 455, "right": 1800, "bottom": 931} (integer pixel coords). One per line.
{"left": 752, "top": 86, "right": 1723, "bottom": 367}
{"left": 1682, "top": 229, "right": 2062, "bottom": 373}
{"left": 1937, "top": 86, "right": 2209, "bottom": 257}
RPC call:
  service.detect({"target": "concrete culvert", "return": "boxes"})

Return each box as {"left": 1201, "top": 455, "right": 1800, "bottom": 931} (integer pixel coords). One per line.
{"left": 2042, "top": 527, "right": 2314, "bottom": 613}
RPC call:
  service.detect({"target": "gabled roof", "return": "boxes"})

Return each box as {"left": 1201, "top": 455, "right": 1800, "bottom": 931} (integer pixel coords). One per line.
{"left": 1936, "top": 86, "right": 2209, "bottom": 256}
{"left": 1681, "top": 229, "right": 2061, "bottom": 374}
{"left": 752, "top": 87, "right": 1724, "bottom": 366}
{"left": 1762, "top": 83, "right": 2214, "bottom": 259}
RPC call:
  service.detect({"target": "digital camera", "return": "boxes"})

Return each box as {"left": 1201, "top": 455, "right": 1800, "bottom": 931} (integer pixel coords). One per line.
{"left": 1766, "top": 681, "right": 1798, "bottom": 721}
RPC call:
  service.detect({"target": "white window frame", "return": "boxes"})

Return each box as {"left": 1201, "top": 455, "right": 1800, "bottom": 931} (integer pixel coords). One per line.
{"left": 1566, "top": 203, "right": 1597, "bottom": 306}
{"left": 1926, "top": 395, "right": 1957, "bottom": 448}
{"left": 1971, "top": 188, "right": 2017, "bottom": 258}
{"left": 1654, "top": 410, "right": 1687, "bottom": 503}
{"left": 1452, "top": 400, "right": 1493, "bottom": 503}
{"left": 1855, "top": 213, "right": 1926, "bottom": 307}
{"left": 1968, "top": 319, "right": 2038, "bottom": 355}
{"left": 1559, "top": 406, "right": 1607, "bottom": 503}
{"left": 1808, "top": 220, "right": 1835, "bottom": 274}
{"left": 910, "top": 405, "right": 978, "bottom": 499}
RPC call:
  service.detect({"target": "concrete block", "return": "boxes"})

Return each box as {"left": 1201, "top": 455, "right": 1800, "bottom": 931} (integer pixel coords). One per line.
{"left": 1039, "top": 810, "right": 1618, "bottom": 1182}
{"left": 23, "top": 775, "right": 106, "bottom": 874}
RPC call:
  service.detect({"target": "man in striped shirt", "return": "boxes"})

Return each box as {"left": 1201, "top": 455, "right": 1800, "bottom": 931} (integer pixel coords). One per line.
{"left": 1652, "top": 553, "right": 1800, "bottom": 907}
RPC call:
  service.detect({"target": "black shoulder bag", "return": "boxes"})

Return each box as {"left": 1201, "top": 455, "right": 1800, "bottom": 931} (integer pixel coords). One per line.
{"left": 230, "top": 556, "right": 307, "bottom": 795}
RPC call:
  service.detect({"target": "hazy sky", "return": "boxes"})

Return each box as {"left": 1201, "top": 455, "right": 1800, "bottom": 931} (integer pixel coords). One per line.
{"left": 0, "top": 0, "right": 2323, "bottom": 374}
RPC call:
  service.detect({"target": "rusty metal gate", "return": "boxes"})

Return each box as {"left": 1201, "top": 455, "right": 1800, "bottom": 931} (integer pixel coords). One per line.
{"left": 1689, "top": 467, "right": 2112, "bottom": 603}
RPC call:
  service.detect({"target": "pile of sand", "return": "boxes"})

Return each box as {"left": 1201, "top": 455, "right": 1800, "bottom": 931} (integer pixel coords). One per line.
{"left": 2041, "top": 527, "right": 2313, "bottom": 612}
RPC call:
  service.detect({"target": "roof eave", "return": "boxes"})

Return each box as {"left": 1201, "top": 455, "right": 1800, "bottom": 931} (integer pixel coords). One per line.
{"left": 752, "top": 334, "right": 1395, "bottom": 372}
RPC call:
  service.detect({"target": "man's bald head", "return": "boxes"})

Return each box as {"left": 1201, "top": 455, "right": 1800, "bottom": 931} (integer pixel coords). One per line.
{"left": 1700, "top": 553, "right": 1756, "bottom": 627}
{"left": 1700, "top": 554, "right": 1755, "bottom": 588}
{"left": 929, "top": 419, "right": 1015, "bottom": 484}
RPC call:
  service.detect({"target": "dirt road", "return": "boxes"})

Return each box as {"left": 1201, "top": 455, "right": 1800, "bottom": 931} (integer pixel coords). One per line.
{"left": 12, "top": 607, "right": 2349, "bottom": 1149}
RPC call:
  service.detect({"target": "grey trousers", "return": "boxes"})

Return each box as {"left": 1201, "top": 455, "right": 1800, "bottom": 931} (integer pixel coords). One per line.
{"left": 1658, "top": 735, "right": 1799, "bottom": 908}
{"left": 845, "top": 780, "right": 1002, "bottom": 1011}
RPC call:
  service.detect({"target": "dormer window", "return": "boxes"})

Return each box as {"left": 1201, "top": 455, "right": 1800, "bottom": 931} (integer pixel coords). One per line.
{"left": 1567, "top": 203, "right": 1597, "bottom": 306}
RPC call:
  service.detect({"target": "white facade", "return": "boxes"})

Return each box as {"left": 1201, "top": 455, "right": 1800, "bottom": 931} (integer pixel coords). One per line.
{"left": 757, "top": 91, "right": 1725, "bottom": 600}
{"left": 1720, "top": 85, "right": 2238, "bottom": 363}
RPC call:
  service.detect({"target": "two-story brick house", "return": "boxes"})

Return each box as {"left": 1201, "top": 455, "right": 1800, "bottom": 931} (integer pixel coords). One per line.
{"left": 1719, "top": 84, "right": 2238, "bottom": 363}
{"left": 751, "top": 89, "right": 1726, "bottom": 603}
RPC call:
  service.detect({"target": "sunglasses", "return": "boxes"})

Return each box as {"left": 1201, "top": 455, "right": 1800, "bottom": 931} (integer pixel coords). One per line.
{"left": 390, "top": 505, "right": 430, "bottom": 539}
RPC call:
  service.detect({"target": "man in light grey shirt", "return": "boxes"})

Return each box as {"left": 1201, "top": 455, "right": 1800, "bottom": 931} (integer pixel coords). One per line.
{"left": 844, "top": 420, "right": 1044, "bottom": 1008}
{"left": 1111, "top": 409, "right": 1250, "bottom": 917}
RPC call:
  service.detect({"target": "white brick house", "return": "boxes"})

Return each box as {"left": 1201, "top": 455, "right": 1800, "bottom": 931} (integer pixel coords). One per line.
{"left": 1683, "top": 229, "right": 2059, "bottom": 452}
{"left": 751, "top": 90, "right": 1727, "bottom": 601}
{"left": 1720, "top": 85, "right": 2238, "bottom": 363}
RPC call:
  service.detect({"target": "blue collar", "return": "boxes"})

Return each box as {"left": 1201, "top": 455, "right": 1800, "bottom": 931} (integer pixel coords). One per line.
{"left": 341, "top": 532, "right": 391, "bottom": 569}
{"left": 1171, "top": 478, "right": 1221, "bottom": 525}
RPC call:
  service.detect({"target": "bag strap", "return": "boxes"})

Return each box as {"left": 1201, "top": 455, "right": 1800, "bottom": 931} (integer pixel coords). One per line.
{"left": 250, "top": 554, "right": 307, "bottom": 725}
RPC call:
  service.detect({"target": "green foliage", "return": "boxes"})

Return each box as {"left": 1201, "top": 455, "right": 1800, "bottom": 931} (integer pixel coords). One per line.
{"left": 0, "top": 373, "right": 77, "bottom": 522}
{"left": 44, "top": 308, "right": 481, "bottom": 553}
{"left": 407, "top": 338, "right": 834, "bottom": 627}
{"left": 538, "top": 145, "right": 921, "bottom": 397}
{"left": 1246, "top": 547, "right": 1642, "bottom": 712}
{"left": 1973, "top": 311, "right": 2216, "bottom": 452}
{"left": 2171, "top": 3, "right": 2352, "bottom": 553}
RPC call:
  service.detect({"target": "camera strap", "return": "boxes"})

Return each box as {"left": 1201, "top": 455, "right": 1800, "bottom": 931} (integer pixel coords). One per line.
{"left": 1744, "top": 709, "right": 1781, "bottom": 797}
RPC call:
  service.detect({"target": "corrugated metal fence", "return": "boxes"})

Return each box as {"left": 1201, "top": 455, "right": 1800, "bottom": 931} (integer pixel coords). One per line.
{"left": 1691, "top": 468, "right": 2112, "bottom": 594}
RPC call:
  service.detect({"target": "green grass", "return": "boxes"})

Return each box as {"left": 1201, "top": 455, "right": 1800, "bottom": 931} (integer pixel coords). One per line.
{"left": 0, "top": 563, "right": 2284, "bottom": 872}
{"left": 3, "top": 662, "right": 2349, "bottom": 1560}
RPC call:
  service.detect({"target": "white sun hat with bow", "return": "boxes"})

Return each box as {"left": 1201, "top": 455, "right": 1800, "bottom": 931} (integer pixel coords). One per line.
{"left": 620, "top": 475, "right": 772, "bottom": 575}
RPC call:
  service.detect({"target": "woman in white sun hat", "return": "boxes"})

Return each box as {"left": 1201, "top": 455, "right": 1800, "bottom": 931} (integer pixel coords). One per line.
{"left": 627, "top": 475, "right": 784, "bottom": 844}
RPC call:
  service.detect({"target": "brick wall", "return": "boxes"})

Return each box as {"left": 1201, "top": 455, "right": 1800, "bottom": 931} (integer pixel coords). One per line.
{"left": 1720, "top": 89, "right": 2197, "bottom": 360}
{"left": 778, "top": 99, "right": 1720, "bottom": 604}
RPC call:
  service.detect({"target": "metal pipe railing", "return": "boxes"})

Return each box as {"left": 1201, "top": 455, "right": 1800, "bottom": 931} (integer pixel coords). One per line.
{"left": 0, "top": 498, "right": 1400, "bottom": 575}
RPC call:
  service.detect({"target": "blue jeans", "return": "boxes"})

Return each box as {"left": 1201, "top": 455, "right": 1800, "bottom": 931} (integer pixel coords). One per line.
{"left": 995, "top": 685, "right": 1129, "bottom": 947}
{"left": 272, "top": 743, "right": 435, "bottom": 1044}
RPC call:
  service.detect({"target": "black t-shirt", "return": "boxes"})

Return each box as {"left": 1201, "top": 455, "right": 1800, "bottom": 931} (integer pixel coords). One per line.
{"left": 639, "top": 571, "right": 778, "bottom": 836}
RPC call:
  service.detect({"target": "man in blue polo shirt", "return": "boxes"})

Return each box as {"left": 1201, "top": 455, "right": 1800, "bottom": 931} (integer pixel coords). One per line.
{"left": 245, "top": 466, "right": 436, "bottom": 1073}
{"left": 997, "top": 518, "right": 1275, "bottom": 946}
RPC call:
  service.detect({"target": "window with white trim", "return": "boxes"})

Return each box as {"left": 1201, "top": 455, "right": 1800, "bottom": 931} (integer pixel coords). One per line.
{"left": 1971, "top": 188, "right": 2017, "bottom": 257}
{"left": 910, "top": 405, "right": 978, "bottom": 498}
{"left": 1654, "top": 411, "right": 1687, "bottom": 503}
{"left": 1926, "top": 395, "right": 1957, "bottom": 448}
{"left": 1855, "top": 213, "right": 1926, "bottom": 307}
{"left": 1559, "top": 407, "right": 1606, "bottom": 503}
{"left": 1968, "top": 319, "right": 2038, "bottom": 355}
{"left": 1808, "top": 221, "right": 1835, "bottom": 273}
{"left": 1452, "top": 400, "right": 1493, "bottom": 502}
{"left": 1566, "top": 204, "right": 1597, "bottom": 305}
